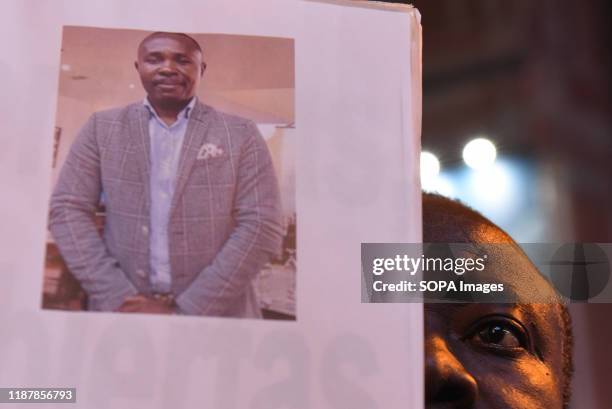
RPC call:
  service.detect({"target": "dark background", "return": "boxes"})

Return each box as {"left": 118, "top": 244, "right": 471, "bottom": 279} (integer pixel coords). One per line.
{"left": 379, "top": 0, "right": 612, "bottom": 407}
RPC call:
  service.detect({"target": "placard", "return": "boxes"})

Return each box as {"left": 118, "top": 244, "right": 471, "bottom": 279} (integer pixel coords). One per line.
{"left": 0, "top": 1, "right": 422, "bottom": 407}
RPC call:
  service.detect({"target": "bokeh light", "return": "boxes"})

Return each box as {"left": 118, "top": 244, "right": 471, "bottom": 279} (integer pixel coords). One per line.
{"left": 462, "top": 137, "right": 497, "bottom": 170}
{"left": 420, "top": 151, "right": 440, "bottom": 187}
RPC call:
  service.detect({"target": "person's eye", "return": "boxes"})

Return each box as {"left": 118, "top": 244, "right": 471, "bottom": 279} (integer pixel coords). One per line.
{"left": 177, "top": 58, "right": 192, "bottom": 65}
{"left": 466, "top": 317, "right": 529, "bottom": 354}
{"left": 477, "top": 323, "right": 522, "bottom": 348}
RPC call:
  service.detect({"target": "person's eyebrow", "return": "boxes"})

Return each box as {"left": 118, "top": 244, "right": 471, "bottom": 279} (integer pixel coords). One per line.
{"left": 425, "top": 302, "right": 472, "bottom": 316}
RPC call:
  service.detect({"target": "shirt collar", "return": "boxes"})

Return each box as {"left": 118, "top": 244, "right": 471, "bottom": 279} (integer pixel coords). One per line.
{"left": 143, "top": 97, "right": 197, "bottom": 123}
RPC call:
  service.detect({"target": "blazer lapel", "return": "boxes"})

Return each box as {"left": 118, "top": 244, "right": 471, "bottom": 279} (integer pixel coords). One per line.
{"left": 170, "top": 101, "right": 213, "bottom": 214}
{"left": 127, "top": 103, "right": 152, "bottom": 212}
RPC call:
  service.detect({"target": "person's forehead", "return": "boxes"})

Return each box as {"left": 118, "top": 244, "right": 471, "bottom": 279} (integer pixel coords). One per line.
{"left": 425, "top": 302, "right": 560, "bottom": 325}
{"left": 139, "top": 34, "right": 200, "bottom": 55}
{"left": 488, "top": 247, "right": 563, "bottom": 305}
{"left": 430, "top": 220, "right": 559, "bottom": 299}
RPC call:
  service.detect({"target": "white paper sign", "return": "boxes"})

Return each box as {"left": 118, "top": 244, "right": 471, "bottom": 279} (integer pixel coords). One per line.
{"left": 0, "top": 1, "right": 422, "bottom": 408}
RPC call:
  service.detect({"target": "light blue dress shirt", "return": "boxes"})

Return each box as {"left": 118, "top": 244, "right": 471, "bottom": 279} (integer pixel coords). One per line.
{"left": 144, "top": 97, "right": 196, "bottom": 293}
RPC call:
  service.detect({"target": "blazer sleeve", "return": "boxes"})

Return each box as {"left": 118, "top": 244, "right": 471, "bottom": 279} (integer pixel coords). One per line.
{"left": 49, "top": 113, "right": 138, "bottom": 311}
{"left": 175, "top": 121, "right": 284, "bottom": 315}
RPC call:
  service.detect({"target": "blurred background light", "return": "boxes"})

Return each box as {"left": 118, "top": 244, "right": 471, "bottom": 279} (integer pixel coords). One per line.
{"left": 430, "top": 157, "right": 531, "bottom": 239}
{"left": 462, "top": 137, "right": 497, "bottom": 170}
{"left": 430, "top": 174, "right": 455, "bottom": 198}
{"left": 420, "top": 151, "right": 440, "bottom": 185}
{"left": 420, "top": 151, "right": 457, "bottom": 197}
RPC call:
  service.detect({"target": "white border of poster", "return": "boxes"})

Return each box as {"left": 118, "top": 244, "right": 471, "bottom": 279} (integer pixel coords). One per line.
{"left": 0, "top": 1, "right": 422, "bottom": 408}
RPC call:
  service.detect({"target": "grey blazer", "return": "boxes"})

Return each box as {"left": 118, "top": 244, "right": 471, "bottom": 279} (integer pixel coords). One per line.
{"left": 49, "top": 101, "right": 284, "bottom": 317}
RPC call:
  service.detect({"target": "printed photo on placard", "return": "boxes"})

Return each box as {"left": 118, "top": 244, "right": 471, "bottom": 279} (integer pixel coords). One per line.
{"left": 42, "top": 26, "right": 296, "bottom": 320}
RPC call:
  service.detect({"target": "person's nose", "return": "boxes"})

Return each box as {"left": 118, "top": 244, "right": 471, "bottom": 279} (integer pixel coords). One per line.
{"left": 158, "top": 59, "right": 178, "bottom": 75}
{"left": 425, "top": 335, "right": 478, "bottom": 408}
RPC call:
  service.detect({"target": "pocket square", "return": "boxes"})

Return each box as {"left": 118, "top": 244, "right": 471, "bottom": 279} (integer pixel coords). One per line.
{"left": 197, "top": 143, "right": 224, "bottom": 160}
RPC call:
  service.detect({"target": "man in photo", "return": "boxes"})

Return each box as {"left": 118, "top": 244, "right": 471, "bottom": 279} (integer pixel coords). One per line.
{"left": 423, "top": 193, "right": 573, "bottom": 408}
{"left": 49, "top": 32, "right": 283, "bottom": 317}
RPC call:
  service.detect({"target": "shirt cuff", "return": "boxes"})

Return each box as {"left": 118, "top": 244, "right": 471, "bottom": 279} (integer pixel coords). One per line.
{"left": 174, "top": 293, "right": 200, "bottom": 316}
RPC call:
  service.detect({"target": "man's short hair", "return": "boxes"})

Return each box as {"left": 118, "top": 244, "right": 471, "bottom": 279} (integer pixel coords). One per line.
{"left": 422, "top": 192, "right": 574, "bottom": 407}
{"left": 139, "top": 31, "right": 203, "bottom": 55}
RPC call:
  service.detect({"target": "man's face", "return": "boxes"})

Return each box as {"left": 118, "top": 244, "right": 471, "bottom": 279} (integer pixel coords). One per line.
{"left": 135, "top": 34, "right": 205, "bottom": 107}
{"left": 425, "top": 227, "right": 566, "bottom": 408}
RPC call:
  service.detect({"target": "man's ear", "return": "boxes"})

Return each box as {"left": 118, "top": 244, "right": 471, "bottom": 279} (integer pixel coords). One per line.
{"left": 201, "top": 61, "right": 207, "bottom": 76}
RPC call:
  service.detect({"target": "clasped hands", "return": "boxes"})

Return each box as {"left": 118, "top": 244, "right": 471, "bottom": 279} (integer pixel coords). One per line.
{"left": 117, "top": 294, "right": 177, "bottom": 314}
